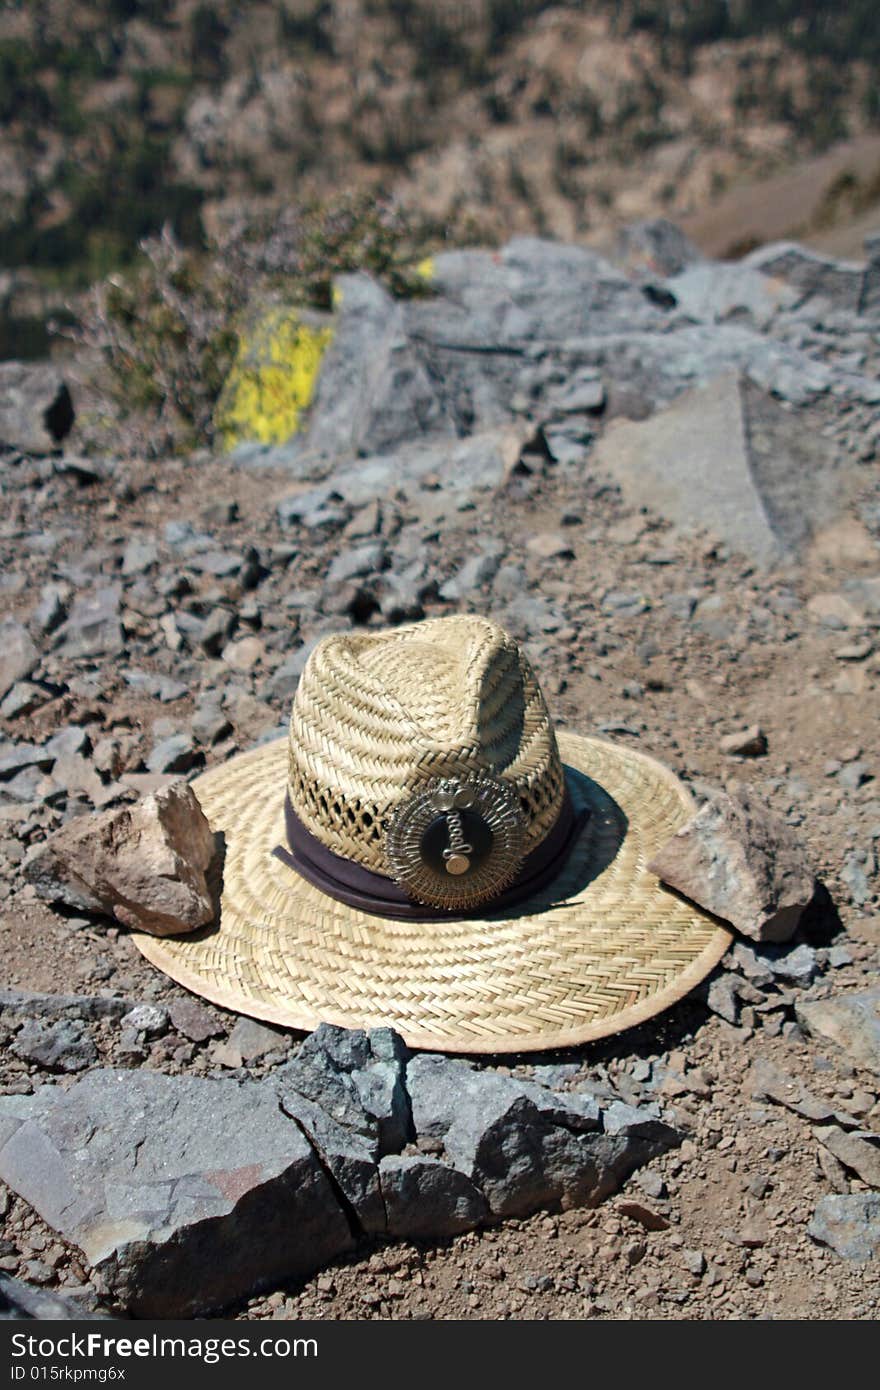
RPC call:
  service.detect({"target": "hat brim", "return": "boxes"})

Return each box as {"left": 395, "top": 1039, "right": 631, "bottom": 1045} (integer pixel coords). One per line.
{"left": 132, "top": 731, "right": 732, "bottom": 1054}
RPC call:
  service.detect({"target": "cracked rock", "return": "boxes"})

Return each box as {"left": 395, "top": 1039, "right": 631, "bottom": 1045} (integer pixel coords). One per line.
{"left": 275, "top": 1023, "right": 412, "bottom": 1158}
{"left": 24, "top": 780, "right": 218, "bottom": 935}
{"left": 0, "top": 1070, "right": 352, "bottom": 1317}
{"left": 379, "top": 1155, "right": 488, "bottom": 1239}
{"left": 407, "top": 1054, "right": 678, "bottom": 1218}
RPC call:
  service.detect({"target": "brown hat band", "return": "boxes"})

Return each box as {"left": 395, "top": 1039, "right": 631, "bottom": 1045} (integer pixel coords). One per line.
{"left": 273, "top": 779, "right": 587, "bottom": 922}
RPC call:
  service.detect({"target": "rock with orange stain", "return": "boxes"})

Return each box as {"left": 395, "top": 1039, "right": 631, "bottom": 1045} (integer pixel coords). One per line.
{"left": 0, "top": 1069, "right": 352, "bottom": 1317}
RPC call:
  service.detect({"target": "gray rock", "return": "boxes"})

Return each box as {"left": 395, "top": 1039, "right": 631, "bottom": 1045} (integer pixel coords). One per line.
{"left": 595, "top": 373, "right": 846, "bottom": 567}
{"left": 375, "top": 566, "right": 426, "bottom": 623}
{"left": 32, "top": 584, "right": 68, "bottom": 636}
{"left": 0, "top": 741, "right": 53, "bottom": 781}
{"left": 121, "top": 538, "right": 158, "bottom": 576}
{"left": 192, "top": 702, "right": 232, "bottom": 746}
{"left": 682, "top": 1249, "right": 707, "bottom": 1277}
{"left": 354, "top": 1027, "right": 411, "bottom": 1155}
{"left": 246, "top": 275, "right": 453, "bottom": 472}
{"left": 54, "top": 586, "right": 123, "bottom": 660}
{"left": 212, "top": 1016, "right": 290, "bottom": 1067}
{"left": 120, "top": 1004, "right": 168, "bottom": 1038}
{"left": 808, "top": 1194, "right": 880, "bottom": 1260}
{"left": 731, "top": 942, "right": 775, "bottom": 988}
{"left": 45, "top": 726, "right": 89, "bottom": 761}
{"left": 667, "top": 262, "right": 797, "bottom": 328}
{"left": 406, "top": 1054, "right": 677, "bottom": 1218}
{"left": 439, "top": 545, "right": 505, "bottom": 601}
{"left": 815, "top": 1127, "right": 880, "bottom": 1188}
{"left": 0, "top": 989, "right": 136, "bottom": 1023}
{"left": 0, "top": 621, "right": 39, "bottom": 701}
{"left": 493, "top": 563, "right": 527, "bottom": 602}
{"left": 718, "top": 726, "right": 767, "bottom": 758}
{"left": 278, "top": 1088, "right": 386, "bottom": 1235}
{"left": 796, "top": 989, "right": 880, "bottom": 1076}
{"left": 0, "top": 1272, "right": 104, "bottom": 1320}
{"left": 123, "top": 670, "right": 188, "bottom": 703}
{"left": 273, "top": 1024, "right": 413, "bottom": 1235}
{"left": 0, "top": 361, "right": 74, "bottom": 454}
{"left": 276, "top": 1024, "right": 411, "bottom": 1158}
{"left": 0, "top": 681, "right": 46, "bottom": 719}
{"left": 648, "top": 785, "right": 816, "bottom": 942}
{"left": 706, "top": 973, "right": 741, "bottom": 1024}
{"left": 748, "top": 1057, "right": 853, "bottom": 1127}
{"left": 326, "top": 542, "right": 385, "bottom": 585}
{"left": 0, "top": 1070, "right": 352, "bottom": 1316}
{"left": 616, "top": 219, "right": 704, "bottom": 277}
{"left": 548, "top": 374, "right": 606, "bottom": 414}
{"left": 12, "top": 1019, "right": 97, "bottom": 1073}
{"left": 757, "top": 942, "right": 818, "bottom": 986}
{"left": 379, "top": 1155, "right": 488, "bottom": 1239}
{"left": 745, "top": 241, "right": 865, "bottom": 315}
{"left": 146, "top": 733, "right": 198, "bottom": 775}
{"left": 187, "top": 550, "right": 242, "bottom": 578}
{"left": 841, "top": 851, "right": 873, "bottom": 907}
{"left": 24, "top": 780, "right": 218, "bottom": 935}
{"left": 167, "top": 997, "right": 224, "bottom": 1042}
{"left": 266, "top": 634, "right": 330, "bottom": 700}
{"left": 199, "top": 607, "right": 236, "bottom": 656}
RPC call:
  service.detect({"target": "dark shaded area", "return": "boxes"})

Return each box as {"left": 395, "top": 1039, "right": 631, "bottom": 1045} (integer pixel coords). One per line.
{"left": 44, "top": 382, "right": 75, "bottom": 444}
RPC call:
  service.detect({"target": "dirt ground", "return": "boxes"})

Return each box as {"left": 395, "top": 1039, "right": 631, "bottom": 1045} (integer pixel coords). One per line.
{"left": 1, "top": 432, "right": 879, "bottom": 1320}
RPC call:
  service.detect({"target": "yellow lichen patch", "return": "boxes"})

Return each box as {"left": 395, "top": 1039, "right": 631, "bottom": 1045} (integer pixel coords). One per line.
{"left": 415, "top": 256, "right": 435, "bottom": 282}
{"left": 214, "top": 307, "right": 334, "bottom": 449}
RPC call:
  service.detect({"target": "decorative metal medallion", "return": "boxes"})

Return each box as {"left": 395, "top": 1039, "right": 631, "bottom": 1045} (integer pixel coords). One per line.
{"left": 386, "top": 775, "right": 526, "bottom": 911}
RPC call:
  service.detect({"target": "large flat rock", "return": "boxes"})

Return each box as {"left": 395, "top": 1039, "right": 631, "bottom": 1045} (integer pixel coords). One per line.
{"left": 0, "top": 1070, "right": 352, "bottom": 1318}
{"left": 594, "top": 371, "right": 846, "bottom": 566}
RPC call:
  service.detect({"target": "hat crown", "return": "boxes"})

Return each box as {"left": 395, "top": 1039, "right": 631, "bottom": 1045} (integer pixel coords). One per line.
{"left": 287, "top": 615, "right": 565, "bottom": 872}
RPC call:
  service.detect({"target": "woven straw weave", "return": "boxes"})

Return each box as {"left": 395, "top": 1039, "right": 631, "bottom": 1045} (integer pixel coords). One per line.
{"left": 134, "top": 730, "right": 732, "bottom": 1054}
{"left": 287, "top": 616, "right": 565, "bottom": 871}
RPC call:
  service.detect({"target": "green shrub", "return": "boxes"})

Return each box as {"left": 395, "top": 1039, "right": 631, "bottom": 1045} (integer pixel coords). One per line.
{"left": 73, "top": 191, "right": 443, "bottom": 456}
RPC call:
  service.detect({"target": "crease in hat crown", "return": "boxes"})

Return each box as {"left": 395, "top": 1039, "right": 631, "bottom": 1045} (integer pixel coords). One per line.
{"left": 286, "top": 614, "right": 566, "bottom": 875}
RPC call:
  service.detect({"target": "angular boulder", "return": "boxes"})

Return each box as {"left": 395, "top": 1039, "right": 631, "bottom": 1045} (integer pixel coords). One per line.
{"left": 407, "top": 1054, "right": 679, "bottom": 1218}
{"left": 0, "top": 361, "right": 74, "bottom": 454}
{"left": 379, "top": 1155, "right": 488, "bottom": 1239}
{"left": 808, "top": 1194, "right": 880, "bottom": 1261}
{"left": 275, "top": 1023, "right": 412, "bottom": 1232}
{"left": 53, "top": 585, "right": 124, "bottom": 660}
{"left": 25, "top": 780, "right": 218, "bottom": 935}
{"left": 795, "top": 989, "right": 880, "bottom": 1076}
{"left": 594, "top": 372, "right": 844, "bottom": 566}
{"left": 0, "top": 1272, "right": 104, "bottom": 1321}
{"left": 0, "top": 1070, "right": 352, "bottom": 1318}
{"left": 0, "top": 621, "right": 39, "bottom": 703}
{"left": 648, "top": 785, "right": 816, "bottom": 943}
{"left": 744, "top": 241, "right": 865, "bottom": 316}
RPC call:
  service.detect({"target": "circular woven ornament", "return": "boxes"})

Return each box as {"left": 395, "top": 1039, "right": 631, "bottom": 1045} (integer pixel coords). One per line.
{"left": 132, "top": 731, "right": 732, "bottom": 1054}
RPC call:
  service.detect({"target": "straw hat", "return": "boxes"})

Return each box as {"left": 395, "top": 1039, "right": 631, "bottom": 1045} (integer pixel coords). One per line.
{"left": 134, "top": 615, "right": 731, "bottom": 1052}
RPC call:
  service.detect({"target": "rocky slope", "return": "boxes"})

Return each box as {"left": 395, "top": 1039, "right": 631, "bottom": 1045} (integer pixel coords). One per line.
{"left": 0, "top": 224, "right": 879, "bottom": 1317}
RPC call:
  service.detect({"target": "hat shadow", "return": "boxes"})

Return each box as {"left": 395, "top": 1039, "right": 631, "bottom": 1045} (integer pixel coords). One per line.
{"left": 482, "top": 764, "right": 628, "bottom": 922}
